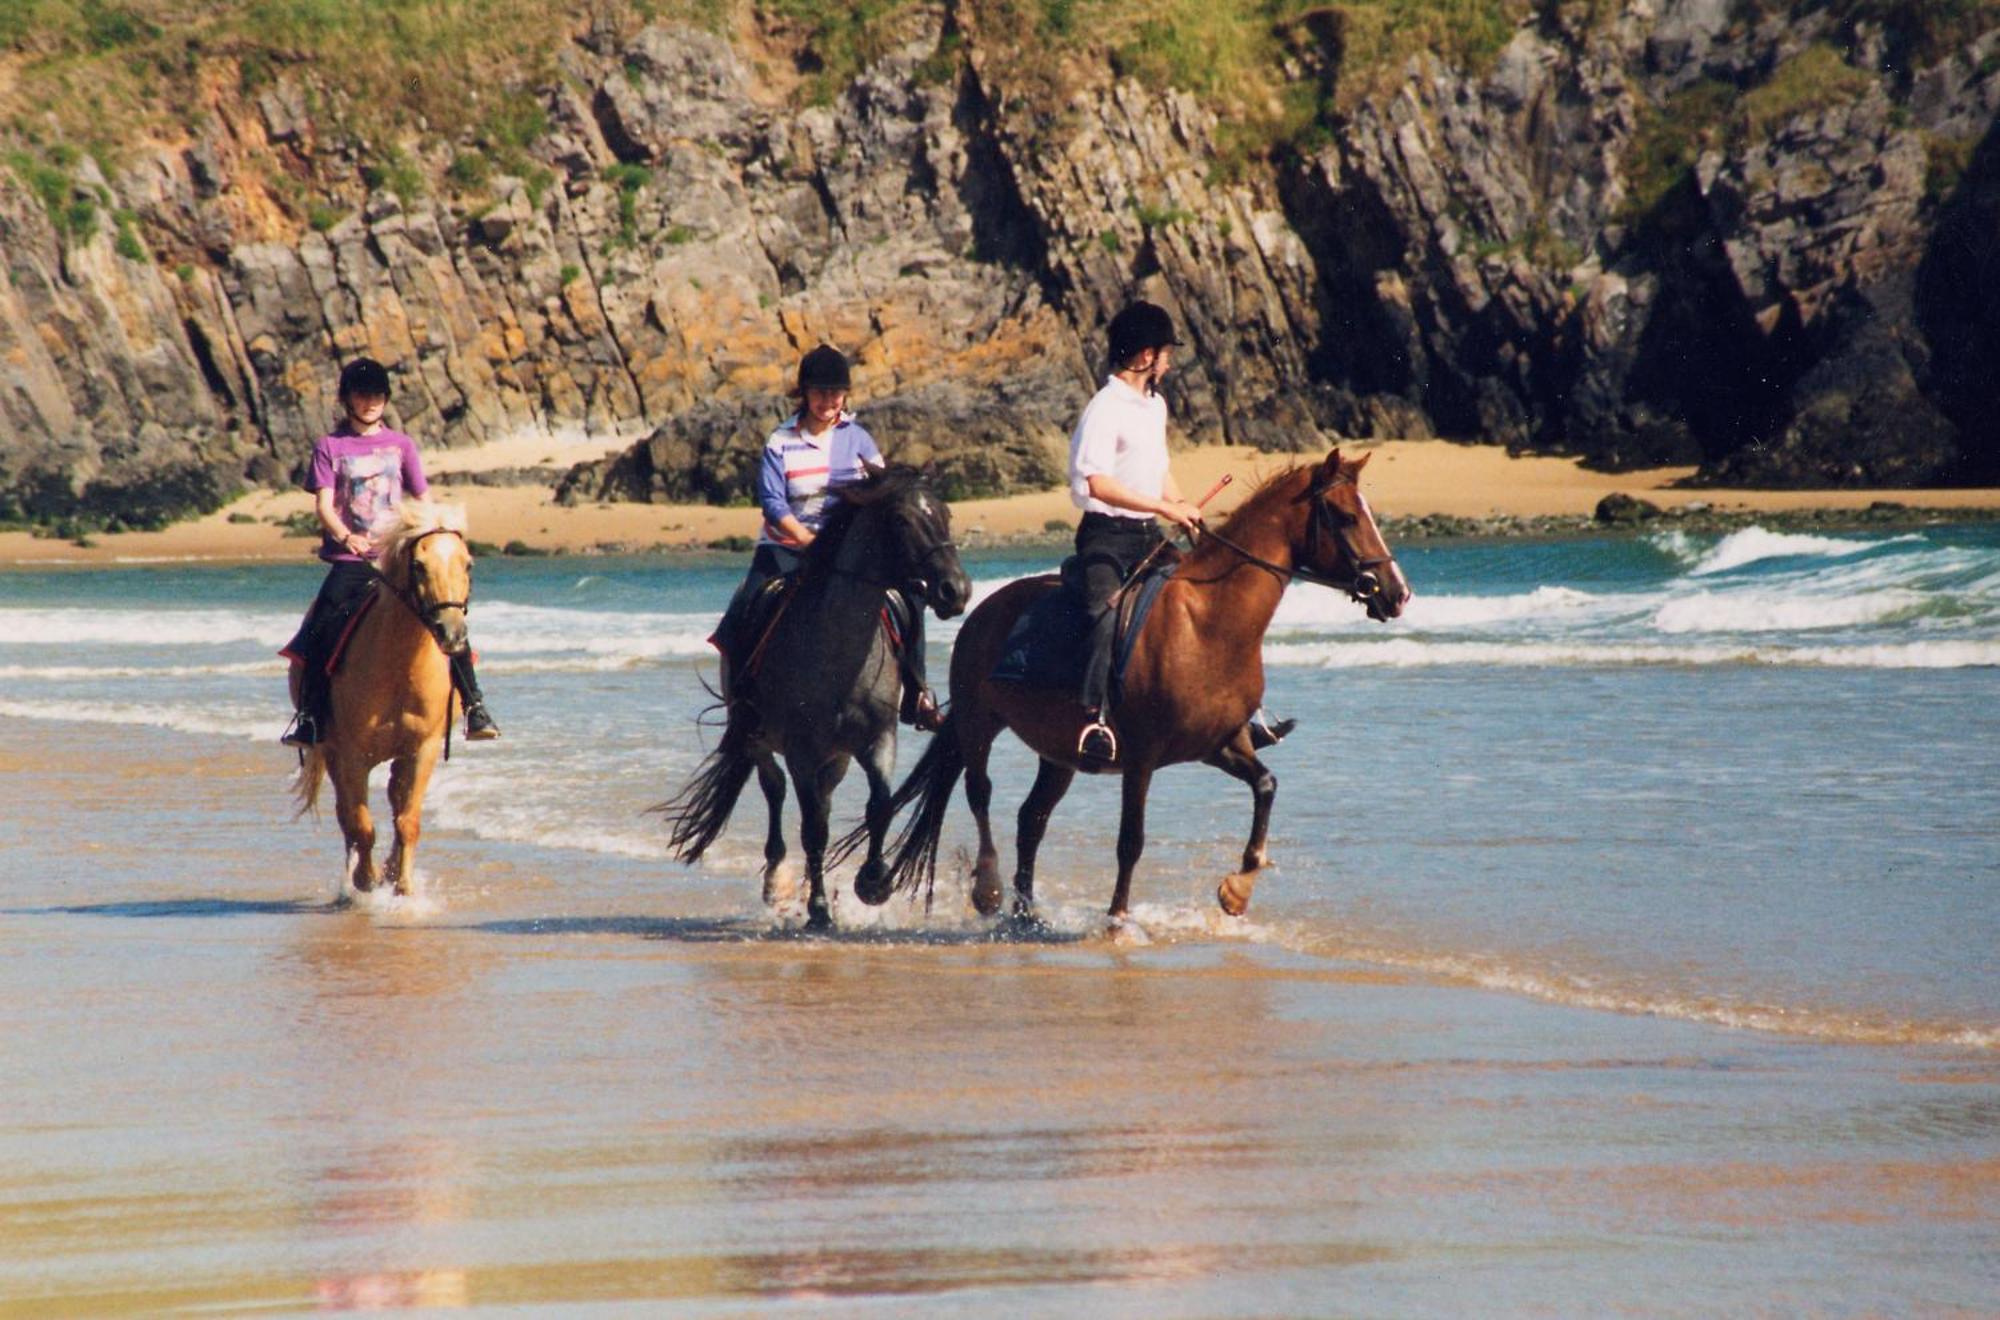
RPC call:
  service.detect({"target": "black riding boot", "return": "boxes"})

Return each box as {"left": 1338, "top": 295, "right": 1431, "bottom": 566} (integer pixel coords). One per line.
{"left": 1076, "top": 604, "right": 1120, "bottom": 766}
{"left": 896, "top": 591, "right": 942, "bottom": 731}
{"left": 282, "top": 663, "right": 331, "bottom": 747}
{"left": 450, "top": 652, "right": 501, "bottom": 740}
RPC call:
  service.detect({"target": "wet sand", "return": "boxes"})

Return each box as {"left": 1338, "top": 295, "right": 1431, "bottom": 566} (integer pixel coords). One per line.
{"left": 2, "top": 720, "right": 1994, "bottom": 1312}
{"left": 5, "top": 436, "right": 1998, "bottom": 565}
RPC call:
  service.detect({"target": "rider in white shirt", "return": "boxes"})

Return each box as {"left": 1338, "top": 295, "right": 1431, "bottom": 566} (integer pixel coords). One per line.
{"left": 1067, "top": 302, "right": 1291, "bottom": 766}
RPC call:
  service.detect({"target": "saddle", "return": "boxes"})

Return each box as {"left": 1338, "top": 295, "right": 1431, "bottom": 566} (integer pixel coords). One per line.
{"left": 990, "top": 548, "right": 1180, "bottom": 697}
{"left": 730, "top": 576, "right": 915, "bottom": 687}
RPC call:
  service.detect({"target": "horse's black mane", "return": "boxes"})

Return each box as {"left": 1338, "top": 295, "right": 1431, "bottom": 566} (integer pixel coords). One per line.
{"left": 797, "top": 464, "right": 926, "bottom": 581}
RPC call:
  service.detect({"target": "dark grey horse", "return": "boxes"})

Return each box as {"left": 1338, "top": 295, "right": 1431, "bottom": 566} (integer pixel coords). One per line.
{"left": 660, "top": 466, "right": 971, "bottom": 929}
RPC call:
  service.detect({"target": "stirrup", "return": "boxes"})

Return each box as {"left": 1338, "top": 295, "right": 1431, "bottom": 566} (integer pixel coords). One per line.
{"left": 1076, "top": 719, "right": 1118, "bottom": 767}
{"left": 464, "top": 702, "right": 501, "bottom": 741}
{"left": 280, "top": 712, "right": 321, "bottom": 748}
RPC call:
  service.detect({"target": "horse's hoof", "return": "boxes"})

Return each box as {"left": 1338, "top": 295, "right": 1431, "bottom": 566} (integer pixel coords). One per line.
{"left": 762, "top": 862, "right": 798, "bottom": 908}
{"left": 805, "top": 903, "right": 833, "bottom": 932}
{"left": 1010, "top": 892, "right": 1036, "bottom": 922}
{"left": 1217, "top": 873, "right": 1253, "bottom": 917}
{"left": 852, "top": 859, "right": 892, "bottom": 907}
{"left": 970, "top": 858, "right": 1003, "bottom": 916}
{"left": 1105, "top": 915, "right": 1151, "bottom": 946}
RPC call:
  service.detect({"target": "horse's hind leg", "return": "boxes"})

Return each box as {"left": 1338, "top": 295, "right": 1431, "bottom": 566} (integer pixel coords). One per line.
{"left": 962, "top": 727, "right": 1005, "bottom": 916}
{"left": 755, "top": 756, "right": 791, "bottom": 907}
{"left": 850, "top": 733, "right": 897, "bottom": 907}
{"left": 385, "top": 748, "right": 441, "bottom": 898}
{"left": 1204, "top": 734, "right": 1277, "bottom": 916}
{"left": 330, "top": 753, "right": 378, "bottom": 893}
{"left": 1012, "top": 757, "right": 1075, "bottom": 917}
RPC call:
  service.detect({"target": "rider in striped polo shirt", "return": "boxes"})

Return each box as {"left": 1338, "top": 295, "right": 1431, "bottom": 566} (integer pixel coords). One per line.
{"left": 713, "top": 345, "right": 942, "bottom": 730}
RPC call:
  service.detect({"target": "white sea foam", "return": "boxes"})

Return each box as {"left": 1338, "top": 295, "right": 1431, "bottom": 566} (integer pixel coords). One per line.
{"left": 0, "top": 698, "right": 277, "bottom": 740}
{"left": 1264, "top": 637, "right": 2000, "bottom": 669}
{"left": 1290, "top": 934, "right": 2000, "bottom": 1051}
{"left": 0, "top": 607, "right": 295, "bottom": 648}
{"left": 1687, "top": 526, "right": 1898, "bottom": 576}
{"left": 0, "top": 660, "right": 281, "bottom": 681}
{"left": 1651, "top": 587, "right": 1926, "bottom": 634}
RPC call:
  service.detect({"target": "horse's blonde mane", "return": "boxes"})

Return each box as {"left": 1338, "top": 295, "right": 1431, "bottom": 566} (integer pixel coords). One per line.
{"left": 376, "top": 499, "right": 467, "bottom": 571}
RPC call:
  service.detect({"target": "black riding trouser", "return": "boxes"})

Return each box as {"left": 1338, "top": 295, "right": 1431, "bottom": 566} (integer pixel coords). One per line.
{"left": 1074, "top": 513, "right": 1163, "bottom": 717}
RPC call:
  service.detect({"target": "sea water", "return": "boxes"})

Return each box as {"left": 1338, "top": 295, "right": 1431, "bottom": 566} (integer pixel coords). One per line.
{"left": 1, "top": 524, "right": 1995, "bottom": 1048}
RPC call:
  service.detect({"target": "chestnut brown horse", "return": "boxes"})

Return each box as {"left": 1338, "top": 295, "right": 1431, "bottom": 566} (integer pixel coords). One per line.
{"left": 294, "top": 502, "right": 474, "bottom": 897}
{"left": 862, "top": 449, "right": 1409, "bottom": 924}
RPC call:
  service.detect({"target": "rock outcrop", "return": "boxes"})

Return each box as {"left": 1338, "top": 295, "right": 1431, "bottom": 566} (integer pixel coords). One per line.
{"left": 1, "top": 0, "right": 1995, "bottom": 527}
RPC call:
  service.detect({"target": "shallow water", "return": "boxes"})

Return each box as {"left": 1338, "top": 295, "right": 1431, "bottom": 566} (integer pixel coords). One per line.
{"left": 1, "top": 524, "right": 1996, "bottom": 1311}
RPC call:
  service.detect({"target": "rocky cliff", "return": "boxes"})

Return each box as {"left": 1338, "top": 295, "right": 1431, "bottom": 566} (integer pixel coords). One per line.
{"left": 2, "top": 0, "right": 1994, "bottom": 528}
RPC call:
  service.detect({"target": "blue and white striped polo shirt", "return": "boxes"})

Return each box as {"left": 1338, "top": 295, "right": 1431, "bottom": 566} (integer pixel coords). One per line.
{"left": 756, "top": 412, "right": 883, "bottom": 545}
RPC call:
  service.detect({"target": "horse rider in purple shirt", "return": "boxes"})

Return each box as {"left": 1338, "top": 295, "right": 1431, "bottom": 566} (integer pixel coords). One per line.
{"left": 279, "top": 357, "right": 500, "bottom": 748}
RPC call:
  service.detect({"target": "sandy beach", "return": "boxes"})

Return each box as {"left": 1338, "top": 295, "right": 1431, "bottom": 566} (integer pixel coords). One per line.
{"left": 5, "top": 436, "right": 1998, "bottom": 566}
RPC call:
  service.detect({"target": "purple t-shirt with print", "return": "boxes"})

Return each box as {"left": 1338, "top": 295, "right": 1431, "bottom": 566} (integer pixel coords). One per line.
{"left": 306, "top": 428, "right": 430, "bottom": 563}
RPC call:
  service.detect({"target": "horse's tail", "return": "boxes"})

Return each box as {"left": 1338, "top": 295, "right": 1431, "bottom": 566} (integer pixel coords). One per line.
{"left": 653, "top": 714, "right": 756, "bottom": 863}
{"left": 877, "top": 712, "right": 966, "bottom": 902}
{"left": 291, "top": 746, "right": 327, "bottom": 820}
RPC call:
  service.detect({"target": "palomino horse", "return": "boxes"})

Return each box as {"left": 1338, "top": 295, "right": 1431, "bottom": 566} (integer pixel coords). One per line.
{"left": 295, "top": 502, "right": 474, "bottom": 896}
{"left": 865, "top": 449, "right": 1410, "bottom": 923}
{"left": 660, "top": 466, "right": 972, "bottom": 929}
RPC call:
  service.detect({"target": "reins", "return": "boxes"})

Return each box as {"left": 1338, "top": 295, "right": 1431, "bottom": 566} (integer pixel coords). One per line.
{"left": 1191, "top": 474, "right": 1396, "bottom": 603}
{"left": 367, "top": 524, "right": 472, "bottom": 760}
{"left": 372, "top": 527, "right": 472, "bottom": 630}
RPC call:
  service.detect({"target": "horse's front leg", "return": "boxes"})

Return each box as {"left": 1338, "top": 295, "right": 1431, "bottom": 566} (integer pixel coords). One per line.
{"left": 1107, "top": 764, "right": 1155, "bottom": 921}
{"left": 789, "top": 757, "right": 844, "bottom": 930}
{"left": 384, "top": 744, "right": 442, "bottom": 898}
{"left": 1204, "top": 732, "right": 1277, "bottom": 916}
{"left": 850, "top": 732, "right": 897, "bottom": 907}
{"left": 330, "top": 751, "right": 378, "bottom": 893}
{"left": 1013, "top": 757, "right": 1075, "bottom": 918}
{"left": 755, "top": 755, "right": 791, "bottom": 908}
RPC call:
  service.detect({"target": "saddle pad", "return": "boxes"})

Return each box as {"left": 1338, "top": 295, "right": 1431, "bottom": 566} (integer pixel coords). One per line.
{"left": 990, "top": 563, "right": 1176, "bottom": 696}
{"left": 990, "top": 576, "right": 1085, "bottom": 688}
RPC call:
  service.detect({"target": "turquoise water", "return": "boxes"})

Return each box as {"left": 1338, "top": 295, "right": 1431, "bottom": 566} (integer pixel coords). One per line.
{"left": 2, "top": 524, "right": 1996, "bottom": 1046}
{"left": 2, "top": 523, "right": 1997, "bottom": 1313}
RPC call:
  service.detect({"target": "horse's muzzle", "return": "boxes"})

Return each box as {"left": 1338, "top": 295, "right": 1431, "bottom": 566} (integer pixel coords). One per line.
{"left": 1361, "top": 563, "right": 1411, "bottom": 622}
{"left": 429, "top": 609, "right": 470, "bottom": 655}
{"left": 928, "top": 568, "right": 972, "bottom": 621}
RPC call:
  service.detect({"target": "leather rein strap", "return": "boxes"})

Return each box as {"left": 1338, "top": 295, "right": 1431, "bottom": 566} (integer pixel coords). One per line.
{"left": 1194, "top": 477, "right": 1395, "bottom": 600}
{"left": 373, "top": 527, "right": 472, "bottom": 626}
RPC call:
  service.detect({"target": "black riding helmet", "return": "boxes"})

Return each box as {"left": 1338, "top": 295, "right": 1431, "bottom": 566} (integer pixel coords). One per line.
{"left": 338, "top": 356, "right": 391, "bottom": 400}
{"left": 795, "top": 344, "right": 852, "bottom": 395}
{"left": 1106, "top": 301, "right": 1182, "bottom": 367}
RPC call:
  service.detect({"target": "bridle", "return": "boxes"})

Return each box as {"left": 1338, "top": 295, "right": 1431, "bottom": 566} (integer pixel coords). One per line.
{"left": 375, "top": 527, "right": 472, "bottom": 633}
{"left": 828, "top": 484, "right": 958, "bottom": 601}
{"left": 1194, "top": 471, "right": 1397, "bottom": 606}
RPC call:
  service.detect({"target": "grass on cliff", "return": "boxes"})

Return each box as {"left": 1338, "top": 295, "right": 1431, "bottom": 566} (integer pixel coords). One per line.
{"left": 1622, "top": 43, "right": 1876, "bottom": 219}
{"left": 1, "top": 0, "right": 1535, "bottom": 162}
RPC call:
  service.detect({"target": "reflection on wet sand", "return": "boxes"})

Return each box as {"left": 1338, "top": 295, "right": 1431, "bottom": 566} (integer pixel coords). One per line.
{"left": 2, "top": 722, "right": 1997, "bottom": 1312}
{"left": 285, "top": 915, "right": 484, "bottom": 1310}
